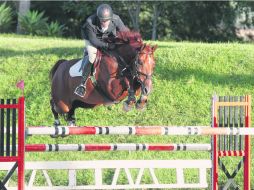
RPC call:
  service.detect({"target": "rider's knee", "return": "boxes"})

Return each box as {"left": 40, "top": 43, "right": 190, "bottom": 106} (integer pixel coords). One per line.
{"left": 84, "top": 40, "right": 97, "bottom": 63}
{"left": 88, "top": 52, "right": 97, "bottom": 63}
{"left": 87, "top": 49, "right": 97, "bottom": 63}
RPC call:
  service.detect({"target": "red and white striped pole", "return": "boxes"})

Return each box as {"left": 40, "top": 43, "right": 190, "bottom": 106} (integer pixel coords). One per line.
{"left": 17, "top": 143, "right": 212, "bottom": 152}
{"left": 26, "top": 126, "right": 254, "bottom": 136}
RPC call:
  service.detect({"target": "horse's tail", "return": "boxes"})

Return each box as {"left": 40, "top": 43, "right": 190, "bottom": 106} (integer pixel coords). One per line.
{"left": 49, "top": 59, "right": 67, "bottom": 81}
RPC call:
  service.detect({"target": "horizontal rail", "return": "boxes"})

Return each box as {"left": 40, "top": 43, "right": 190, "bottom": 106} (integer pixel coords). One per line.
{"left": 1, "top": 160, "right": 212, "bottom": 189}
{"left": 218, "top": 151, "right": 245, "bottom": 157}
{"left": 26, "top": 126, "right": 254, "bottom": 136}
{"left": 0, "top": 104, "right": 19, "bottom": 109}
{"left": 0, "top": 160, "right": 212, "bottom": 170}
{"left": 3, "top": 143, "right": 211, "bottom": 152}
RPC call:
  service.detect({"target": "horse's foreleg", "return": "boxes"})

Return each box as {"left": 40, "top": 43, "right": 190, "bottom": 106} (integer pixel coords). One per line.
{"left": 136, "top": 94, "right": 148, "bottom": 111}
{"left": 134, "top": 82, "right": 147, "bottom": 111}
{"left": 123, "top": 87, "right": 136, "bottom": 112}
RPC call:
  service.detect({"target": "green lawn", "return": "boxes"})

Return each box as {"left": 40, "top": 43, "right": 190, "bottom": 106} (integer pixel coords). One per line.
{"left": 0, "top": 34, "right": 254, "bottom": 188}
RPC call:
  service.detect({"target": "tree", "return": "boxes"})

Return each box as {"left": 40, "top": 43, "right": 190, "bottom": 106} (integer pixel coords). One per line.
{"left": 151, "top": 2, "right": 164, "bottom": 40}
{"left": 166, "top": 1, "right": 237, "bottom": 42}
{"left": 122, "top": 0, "right": 141, "bottom": 31}
{"left": 17, "top": 0, "right": 30, "bottom": 34}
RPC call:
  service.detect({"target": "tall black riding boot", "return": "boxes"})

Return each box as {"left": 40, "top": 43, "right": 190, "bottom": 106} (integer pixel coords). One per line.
{"left": 74, "top": 60, "right": 92, "bottom": 97}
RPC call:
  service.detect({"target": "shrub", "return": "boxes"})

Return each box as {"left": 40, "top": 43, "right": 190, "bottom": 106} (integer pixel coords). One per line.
{"left": 0, "top": 3, "right": 13, "bottom": 32}
{"left": 46, "top": 21, "right": 65, "bottom": 37}
{"left": 19, "top": 10, "right": 48, "bottom": 35}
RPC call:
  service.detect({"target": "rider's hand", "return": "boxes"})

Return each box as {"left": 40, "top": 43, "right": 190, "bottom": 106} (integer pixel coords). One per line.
{"left": 107, "top": 43, "right": 116, "bottom": 50}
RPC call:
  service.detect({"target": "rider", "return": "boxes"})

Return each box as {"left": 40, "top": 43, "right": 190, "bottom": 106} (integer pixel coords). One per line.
{"left": 75, "top": 3, "right": 129, "bottom": 97}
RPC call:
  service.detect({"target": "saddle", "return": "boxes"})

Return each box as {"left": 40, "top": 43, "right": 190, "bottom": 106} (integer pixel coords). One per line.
{"left": 70, "top": 50, "right": 122, "bottom": 102}
{"left": 69, "top": 51, "right": 102, "bottom": 77}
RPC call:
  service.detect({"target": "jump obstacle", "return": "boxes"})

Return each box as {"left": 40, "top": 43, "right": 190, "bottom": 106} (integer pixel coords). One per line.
{"left": 4, "top": 143, "right": 212, "bottom": 152}
{"left": 0, "top": 95, "right": 252, "bottom": 189}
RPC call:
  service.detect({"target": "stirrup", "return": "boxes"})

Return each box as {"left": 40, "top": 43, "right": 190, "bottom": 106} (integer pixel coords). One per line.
{"left": 74, "top": 84, "right": 86, "bottom": 97}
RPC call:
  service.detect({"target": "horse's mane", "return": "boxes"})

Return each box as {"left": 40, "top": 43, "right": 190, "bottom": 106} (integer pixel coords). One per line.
{"left": 116, "top": 31, "right": 142, "bottom": 41}
{"left": 115, "top": 31, "right": 143, "bottom": 48}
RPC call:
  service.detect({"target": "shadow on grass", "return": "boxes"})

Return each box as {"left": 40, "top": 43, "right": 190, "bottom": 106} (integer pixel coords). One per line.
{"left": 0, "top": 47, "right": 83, "bottom": 59}
{"left": 0, "top": 43, "right": 178, "bottom": 59}
{"left": 155, "top": 63, "right": 254, "bottom": 87}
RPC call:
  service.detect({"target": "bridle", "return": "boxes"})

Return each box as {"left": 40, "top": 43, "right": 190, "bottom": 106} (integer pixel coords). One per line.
{"left": 132, "top": 50, "right": 153, "bottom": 94}
{"left": 109, "top": 37, "right": 154, "bottom": 94}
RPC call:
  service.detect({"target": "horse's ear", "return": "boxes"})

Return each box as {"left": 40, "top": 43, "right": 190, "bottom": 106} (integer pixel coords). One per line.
{"left": 152, "top": 45, "right": 158, "bottom": 52}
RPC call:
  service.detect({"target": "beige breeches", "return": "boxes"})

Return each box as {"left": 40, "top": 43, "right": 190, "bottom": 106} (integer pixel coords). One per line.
{"left": 84, "top": 40, "right": 97, "bottom": 63}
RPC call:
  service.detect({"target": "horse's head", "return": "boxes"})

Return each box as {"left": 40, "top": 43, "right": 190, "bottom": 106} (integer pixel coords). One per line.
{"left": 134, "top": 43, "right": 157, "bottom": 96}
{"left": 106, "top": 31, "right": 157, "bottom": 111}
{"left": 114, "top": 32, "right": 156, "bottom": 95}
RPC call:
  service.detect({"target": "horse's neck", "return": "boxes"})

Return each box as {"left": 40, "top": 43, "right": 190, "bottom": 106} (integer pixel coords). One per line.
{"left": 116, "top": 44, "right": 136, "bottom": 64}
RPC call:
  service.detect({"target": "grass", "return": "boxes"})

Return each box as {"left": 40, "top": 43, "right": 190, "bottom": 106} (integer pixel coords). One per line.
{"left": 0, "top": 34, "right": 254, "bottom": 188}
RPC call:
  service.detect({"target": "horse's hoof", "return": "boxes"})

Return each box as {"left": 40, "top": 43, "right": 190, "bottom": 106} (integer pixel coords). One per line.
{"left": 135, "top": 99, "right": 147, "bottom": 111}
{"left": 123, "top": 101, "right": 134, "bottom": 112}
{"left": 68, "top": 120, "right": 76, "bottom": 127}
{"left": 50, "top": 134, "right": 60, "bottom": 138}
{"left": 50, "top": 120, "right": 61, "bottom": 138}
{"left": 106, "top": 106, "right": 113, "bottom": 110}
{"left": 53, "top": 120, "right": 61, "bottom": 126}
{"left": 136, "top": 102, "right": 146, "bottom": 111}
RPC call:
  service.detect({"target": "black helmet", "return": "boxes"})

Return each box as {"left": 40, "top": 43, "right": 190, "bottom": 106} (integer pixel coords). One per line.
{"left": 96, "top": 4, "right": 113, "bottom": 21}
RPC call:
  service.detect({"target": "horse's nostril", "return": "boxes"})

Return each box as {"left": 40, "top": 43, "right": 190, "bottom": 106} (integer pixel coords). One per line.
{"left": 144, "top": 87, "right": 149, "bottom": 95}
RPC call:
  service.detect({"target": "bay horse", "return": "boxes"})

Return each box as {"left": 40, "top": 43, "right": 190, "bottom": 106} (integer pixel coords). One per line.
{"left": 50, "top": 31, "right": 157, "bottom": 126}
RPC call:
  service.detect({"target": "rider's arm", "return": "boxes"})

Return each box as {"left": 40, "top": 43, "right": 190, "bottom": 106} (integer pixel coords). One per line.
{"left": 114, "top": 15, "right": 129, "bottom": 32}
{"left": 86, "top": 25, "right": 108, "bottom": 49}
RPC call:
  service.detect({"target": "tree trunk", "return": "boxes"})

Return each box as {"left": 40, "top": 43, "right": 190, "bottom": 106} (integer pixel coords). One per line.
{"left": 152, "top": 3, "right": 162, "bottom": 40}
{"left": 17, "top": 0, "right": 31, "bottom": 34}
{"left": 122, "top": 0, "right": 141, "bottom": 31}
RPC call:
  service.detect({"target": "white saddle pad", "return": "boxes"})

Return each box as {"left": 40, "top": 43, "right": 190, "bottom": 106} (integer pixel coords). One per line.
{"left": 69, "top": 59, "right": 83, "bottom": 77}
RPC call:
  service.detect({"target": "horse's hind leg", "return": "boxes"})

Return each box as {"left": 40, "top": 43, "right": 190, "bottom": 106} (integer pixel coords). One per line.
{"left": 67, "top": 107, "right": 76, "bottom": 126}
{"left": 50, "top": 98, "right": 61, "bottom": 126}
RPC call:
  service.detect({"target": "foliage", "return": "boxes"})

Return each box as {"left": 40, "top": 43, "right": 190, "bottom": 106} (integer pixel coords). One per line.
{"left": 61, "top": 1, "right": 98, "bottom": 38}
{"left": 235, "top": 2, "right": 254, "bottom": 28}
{"left": 18, "top": 10, "right": 48, "bottom": 35}
{"left": 45, "top": 21, "right": 65, "bottom": 37}
{"left": 9, "top": 1, "right": 254, "bottom": 41}
{"left": 166, "top": 2, "right": 237, "bottom": 42}
{"left": 0, "top": 3, "right": 13, "bottom": 32}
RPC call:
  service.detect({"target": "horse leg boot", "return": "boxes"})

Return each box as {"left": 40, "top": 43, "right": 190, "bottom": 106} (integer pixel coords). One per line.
{"left": 136, "top": 94, "right": 148, "bottom": 111}
{"left": 123, "top": 89, "right": 136, "bottom": 112}
{"left": 74, "top": 59, "right": 92, "bottom": 97}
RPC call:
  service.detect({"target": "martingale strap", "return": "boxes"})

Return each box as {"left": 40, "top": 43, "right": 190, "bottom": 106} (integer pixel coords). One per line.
{"left": 90, "top": 75, "right": 114, "bottom": 102}
{"left": 89, "top": 50, "right": 128, "bottom": 103}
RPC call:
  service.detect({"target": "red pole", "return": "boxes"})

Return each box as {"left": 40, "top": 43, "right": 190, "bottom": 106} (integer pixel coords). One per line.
{"left": 212, "top": 97, "right": 218, "bottom": 190}
{"left": 18, "top": 97, "right": 25, "bottom": 190}
{"left": 244, "top": 95, "right": 251, "bottom": 190}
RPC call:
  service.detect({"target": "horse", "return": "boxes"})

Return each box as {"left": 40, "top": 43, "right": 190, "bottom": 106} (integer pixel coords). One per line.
{"left": 50, "top": 31, "right": 157, "bottom": 126}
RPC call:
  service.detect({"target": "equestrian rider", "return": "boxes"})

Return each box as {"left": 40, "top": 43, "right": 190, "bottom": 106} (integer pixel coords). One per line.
{"left": 75, "top": 4, "right": 129, "bottom": 97}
